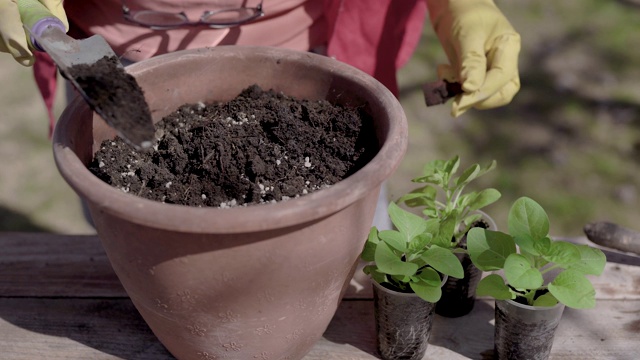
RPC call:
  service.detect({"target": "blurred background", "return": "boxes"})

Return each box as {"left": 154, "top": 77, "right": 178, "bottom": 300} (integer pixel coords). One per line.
{"left": 0, "top": 0, "right": 638, "bottom": 237}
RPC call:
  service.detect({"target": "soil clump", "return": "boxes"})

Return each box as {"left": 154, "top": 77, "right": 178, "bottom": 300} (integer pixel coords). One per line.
{"left": 67, "top": 56, "right": 154, "bottom": 147}
{"left": 422, "top": 79, "right": 463, "bottom": 106}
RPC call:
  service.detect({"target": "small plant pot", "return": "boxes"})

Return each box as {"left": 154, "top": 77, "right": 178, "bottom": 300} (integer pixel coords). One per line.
{"left": 494, "top": 299, "right": 565, "bottom": 360}
{"left": 436, "top": 211, "right": 497, "bottom": 317}
{"left": 372, "top": 276, "right": 447, "bottom": 360}
{"left": 436, "top": 251, "right": 482, "bottom": 317}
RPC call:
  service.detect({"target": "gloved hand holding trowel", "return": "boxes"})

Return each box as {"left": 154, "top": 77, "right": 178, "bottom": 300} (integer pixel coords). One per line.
{"left": 1, "top": 0, "right": 155, "bottom": 149}
{"left": 0, "top": 0, "right": 67, "bottom": 66}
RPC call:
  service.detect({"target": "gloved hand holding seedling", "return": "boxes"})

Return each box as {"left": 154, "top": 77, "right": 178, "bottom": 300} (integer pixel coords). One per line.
{"left": 467, "top": 197, "right": 607, "bottom": 309}
{"left": 0, "top": 0, "right": 68, "bottom": 66}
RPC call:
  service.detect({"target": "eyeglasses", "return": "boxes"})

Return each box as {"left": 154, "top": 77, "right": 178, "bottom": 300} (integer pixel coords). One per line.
{"left": 122, "top": 1, "right": 264, "bottom": 30}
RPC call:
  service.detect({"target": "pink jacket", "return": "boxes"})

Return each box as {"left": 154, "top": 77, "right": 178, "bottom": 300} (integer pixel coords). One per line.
{"left": 34, "top": 0, "right": 426, "bottom": 135}
{"left": 324, "top": 0, "right": 426, "bottom": 95}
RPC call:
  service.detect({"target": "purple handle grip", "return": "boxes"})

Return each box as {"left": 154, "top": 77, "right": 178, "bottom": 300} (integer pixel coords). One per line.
{"left": 30, "top": 17, "right": 65, "bottom": 51}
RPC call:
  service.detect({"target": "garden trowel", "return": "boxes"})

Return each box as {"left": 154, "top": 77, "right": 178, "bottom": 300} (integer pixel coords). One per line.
{"left": 18, "top": 0, "right": 155, "bottom": 149}
{"left": 584, "top": 221, "right": 640, "bottom": 256}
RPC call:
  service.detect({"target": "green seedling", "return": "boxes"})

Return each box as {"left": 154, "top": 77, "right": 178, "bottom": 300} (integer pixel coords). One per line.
{"left": 361, "top": 202, "right": 464, "bottom": 303}
{"left": 467, "top": 197, "right": 607, "bottom": 309}
{"left": 398, "top": 155, "right": 501, "bottom": 249}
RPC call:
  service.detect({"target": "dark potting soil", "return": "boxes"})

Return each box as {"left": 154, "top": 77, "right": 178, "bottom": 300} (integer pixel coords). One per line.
{"left": 67, "top": 56, "right": 155, "bottom": 148}
{"left": 512, "top": 288, "right": 551, "bottom": 306}
{"left": 422, "top": 79, "right": 463, "bottom": 107}
{"left": 88, "top": 85, "right": 378, "bottom": 208}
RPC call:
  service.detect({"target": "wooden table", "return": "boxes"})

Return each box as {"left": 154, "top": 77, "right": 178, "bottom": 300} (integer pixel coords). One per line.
{"left": 1, "top": 232, "right": 638, "bottom": 359}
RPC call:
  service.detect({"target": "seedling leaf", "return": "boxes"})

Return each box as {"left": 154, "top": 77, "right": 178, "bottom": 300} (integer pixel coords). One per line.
{"left": 504, "top": 253, "right": 544, "bottom": 289}
{"left": 422, "top": 208, "right": 438, "bottom": 218}
{"left": 374, "top": 242, "right": 419, "bottom": 276}
{"left": 548, "top": 270, "right": 596, "bottom": 309}
{"left": 360, "top": 227, "right": 379, "bottom": 261}
{"left": 379, "top": 230, "right": 407, "bottom": 252}
{"left": 398, "top": 185, "right": 437, "bottom": 208}
{"left": 533, "top": 292, "right": 559, "bottom": 307}
{"left": 468, "top": 188, "right": 501, "bottom": 211}
{"left": 467, "top": 228, "right": 517, "bottom": 271}
{"left": 410, "top": 267, "right": 442, "bottom": 302}
{"left": 413, "top": 174, "right": 443, "bottom": 186}
{"left": 457, "top": 193, "right": 473, "bottom": 210}
{"left": 568, "top": 245, "right": 607, "bottom": 276}
{"left": 477, "top": 274, "right": 513, "bottom": 300}
{"left": 455, "top": 164, "right": 480, "bottom": 187}
{"left": 514, "top": 236, "right": 538, "bottom": 256}
{"left": 432, "top": 212, "right": 458, "bottom": 248}
{"left": 542, "top": 240, "right": 581, "bottom": 268}
{"left": 387, "top": 202, "right": 427, "bottom": 243}
{"left": 416, "top": 266, "right": 442, "bottom": 287}
{"left": 363, "top": 265, "right": 386, "bottom": 284}
{"left": 421, "top": 245, "right": 464, "bottom": 279}
{"left": 444, "top": 155, "right": 461, "bottom": 178}
{"left": 533, "top": 236, "right": 552, "bottom": 255}
{"left": 478, "top": 160, "right": 497, "bottom": 176}
{"left": 425, "top": 218, "right": 440, "bottom": 236}
{"left": 409, "top": 233, "right": 433, "bottom": 252}
{"left": 422, "top": 159, "right": 447, "bottom": 177}
{"left": 508, "top": 197, "right": 550, "bottom": 255}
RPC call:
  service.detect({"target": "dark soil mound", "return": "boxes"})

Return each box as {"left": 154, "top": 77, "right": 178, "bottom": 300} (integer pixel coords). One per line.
{"left": 88, "top": 85, "right": 378, "bottom": 208}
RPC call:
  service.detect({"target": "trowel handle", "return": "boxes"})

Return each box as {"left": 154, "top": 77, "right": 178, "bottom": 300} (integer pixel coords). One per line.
{"left": 15, "top": 0, "right": 66, "bottom": 51}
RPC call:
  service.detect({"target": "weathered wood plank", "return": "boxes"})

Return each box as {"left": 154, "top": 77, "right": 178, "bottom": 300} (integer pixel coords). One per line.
{"left": 0, "top": 232, "right": 373, "bottom": 299}
{"left": 0, "top": 298, "right": 637, "bottom": 360}
{"left": 327, "top": 299, "right": 640, "bottom": 360}
{"left": 1, "top": 232, "right": 638, "bottom": 359}
{"left": 429, "top": 299, "right": 640, "bottom": 360}
{"left": 2, "top": 233, "right": 638, "bottom": 300}
{"left": 0, "top": 298, "right": 169, "bottom": 359}
{"left": 0, "top": 232, "right": 126, "bottom": 297}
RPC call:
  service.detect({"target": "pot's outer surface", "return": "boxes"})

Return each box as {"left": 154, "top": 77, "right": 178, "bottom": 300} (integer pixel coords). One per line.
{"left": 436, "top": 211, "right": 498, "bottom": 318}
{"left": 372, "top": 277, "right": 446, "bottom": 360}
{"left": 494, "top": 300, "right": 565, "bottom": 360}
{"left": 53, "top": 46, "right": 408, "bottom": 360}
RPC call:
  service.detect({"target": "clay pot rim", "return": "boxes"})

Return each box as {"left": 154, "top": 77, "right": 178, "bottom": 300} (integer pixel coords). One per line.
{"left": 53, "top": 46, "right": 408, "bottom": 234}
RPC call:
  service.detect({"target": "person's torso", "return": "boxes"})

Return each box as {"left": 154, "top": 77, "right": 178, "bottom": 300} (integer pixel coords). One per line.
{"left": 65, "top": 0, "right": 327, "bottom": 61}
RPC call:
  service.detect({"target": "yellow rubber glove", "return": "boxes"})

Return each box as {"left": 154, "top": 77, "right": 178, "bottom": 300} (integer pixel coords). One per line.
{"left": 426, "top": 0, "right": 520, "bottom": 117}
{"left": 0, "top": 0, "right": 68, "bottom": 66}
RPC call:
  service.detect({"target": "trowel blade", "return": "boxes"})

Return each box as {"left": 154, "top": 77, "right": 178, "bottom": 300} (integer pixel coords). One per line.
{"left": 27, "top": 25, "right": 155, "bottom": 149}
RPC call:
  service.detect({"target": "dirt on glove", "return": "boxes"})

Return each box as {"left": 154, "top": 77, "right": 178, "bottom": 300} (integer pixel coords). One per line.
{"left": 423, "top": 79, "right": 463, "bottom": 106}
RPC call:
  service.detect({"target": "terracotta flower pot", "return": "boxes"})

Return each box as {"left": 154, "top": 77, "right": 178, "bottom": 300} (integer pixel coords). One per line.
{"left": 53, "top": 46, "right": 408, "bottom": 360}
